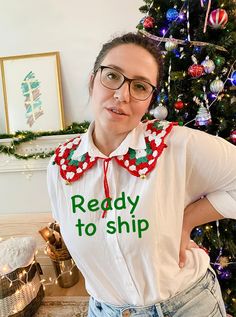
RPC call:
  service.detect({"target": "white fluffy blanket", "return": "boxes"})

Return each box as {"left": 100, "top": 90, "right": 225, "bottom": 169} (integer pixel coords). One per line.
{"left": 0, "top": 236, "right": 36, "bottom": 275}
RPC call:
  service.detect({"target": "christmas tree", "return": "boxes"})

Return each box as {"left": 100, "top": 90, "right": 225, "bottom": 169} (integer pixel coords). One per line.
{"left": 137, "top": 0, "right": 236, "bottom": 315}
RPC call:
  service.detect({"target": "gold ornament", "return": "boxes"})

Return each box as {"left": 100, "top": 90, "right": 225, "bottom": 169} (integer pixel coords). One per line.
{"left": 219, "top": 256, "right": 229, "bottom": 268}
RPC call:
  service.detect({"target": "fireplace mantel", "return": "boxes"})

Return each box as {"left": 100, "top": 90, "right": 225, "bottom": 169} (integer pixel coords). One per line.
{"left": 0, "top": 134, "right": 75, "bottom": 173}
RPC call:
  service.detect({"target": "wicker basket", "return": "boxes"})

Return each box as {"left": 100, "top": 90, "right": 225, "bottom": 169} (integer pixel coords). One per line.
{"left": 46, "top": 244, "right": 79, "bottom": 288}
{"left": 0, "top": 261, "right": 44, "bottom": 317}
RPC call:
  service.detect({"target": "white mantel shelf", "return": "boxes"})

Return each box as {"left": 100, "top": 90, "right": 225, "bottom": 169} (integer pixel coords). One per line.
{"left": 0, "top": 134, "right": 75, "bottom": 173}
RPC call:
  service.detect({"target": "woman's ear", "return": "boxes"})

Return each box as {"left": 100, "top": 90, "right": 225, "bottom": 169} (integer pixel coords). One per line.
{"left": 89, "top": 73, "right": 95, "bottom": 96}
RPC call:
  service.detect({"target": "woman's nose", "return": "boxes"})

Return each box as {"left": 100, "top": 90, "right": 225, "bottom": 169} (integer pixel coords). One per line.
{"left": 113, "top": 81, "right": 130, "bottom": 102}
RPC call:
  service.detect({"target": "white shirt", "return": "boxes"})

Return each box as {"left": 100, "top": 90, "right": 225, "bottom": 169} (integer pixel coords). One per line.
{"left": 47, "top": 120, "right": 236, "bottom": 306}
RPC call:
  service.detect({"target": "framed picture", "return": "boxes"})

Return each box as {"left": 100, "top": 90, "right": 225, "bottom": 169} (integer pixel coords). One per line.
{"left": 0, "top": 52, "right": 65, "bottom": 134}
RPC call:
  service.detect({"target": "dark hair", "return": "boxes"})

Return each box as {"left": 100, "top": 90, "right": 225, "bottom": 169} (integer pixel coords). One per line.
{"left": 90, "top": 32, "right": 163, "bottom": 108}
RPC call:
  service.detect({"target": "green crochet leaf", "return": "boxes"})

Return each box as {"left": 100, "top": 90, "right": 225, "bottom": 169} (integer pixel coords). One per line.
{"left": 146, "top": 142, "right": 152, "bottom": 155}
{"left": 153, "top": 120, "right": 164, "bottom": 130}
{"left": 136, "top": 156, "right": 148, "bottom": 164}
{"left": 129, "top": 148, "right": 136, "bottom": 159}
{"left": 68, "top": 160, "right": 79, "bottom": 167}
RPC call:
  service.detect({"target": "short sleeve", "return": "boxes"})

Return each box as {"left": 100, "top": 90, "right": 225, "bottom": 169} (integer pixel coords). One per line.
{"left": 185, "top": 128, "right": 236, "bottom": 219}
{"left": 47, "top": 155, "right": 61, "bottom": 223}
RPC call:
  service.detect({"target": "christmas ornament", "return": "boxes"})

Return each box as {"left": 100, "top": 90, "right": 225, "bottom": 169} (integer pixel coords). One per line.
{"left": 149, "top": 109, "right": 155, "bottom": 116}
{"left": 201, "top": 56, "right": 215, "bottom": 74}
{"left": 208, "top": 9, "right": 228, "bottom": 29}
{"left": 230, "top": 70, "right": 236, "bottom": 86}
{"left": 188, "top": 55, "right": 204, "bottom": 78}
{"left": 188, "top": 64, "right": 204, "bottom": 78}
{"left": 210, "top": 77, "right": 224, "bottom": 93}
{"left": 195, "top": 103, "right": 212, "bottom": 126}
{"left": 219, "top": 256, "right": 229, "bottom": 268}
{"left": 230, "top": 130, "right": 236, "bottom": 144}
{"left": 166, "top": 8, "right": 179, "bottom": 21}
{"left": 214, "top": 56, "right": 225, "bottom": 67}
{"left": 165, "top": 40, "right": 177, "bottom": 51}
{"left": 143, "top": 16, "right": 155, "bottom": 29}
{"left": 174, "top": 100, "right": 184, "bottom": 110}
{"left": 152, "top": 105, "right": 168, "bottom": 120}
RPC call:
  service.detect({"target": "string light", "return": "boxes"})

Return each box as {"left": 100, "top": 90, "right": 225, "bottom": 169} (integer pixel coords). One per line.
{"left": 0, "top": 250, "right": 78, "bottom": 290}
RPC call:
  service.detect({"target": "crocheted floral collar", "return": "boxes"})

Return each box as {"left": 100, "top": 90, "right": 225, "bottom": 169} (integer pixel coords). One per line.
{"left": 53, "top": 120, "right": 177, "bottom": 184}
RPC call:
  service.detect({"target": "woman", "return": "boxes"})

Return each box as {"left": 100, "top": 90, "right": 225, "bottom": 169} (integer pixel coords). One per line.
{"left": 47, "top": 33, "right": 236, "bottom": 316}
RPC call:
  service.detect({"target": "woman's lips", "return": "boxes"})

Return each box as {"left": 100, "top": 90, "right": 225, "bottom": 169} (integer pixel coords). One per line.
{"left": 106, "top": 107, "right": 128, "bottom": 116}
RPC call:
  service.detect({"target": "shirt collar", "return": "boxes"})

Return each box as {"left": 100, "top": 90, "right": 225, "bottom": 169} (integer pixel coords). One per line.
{"left": 71, "top": 121, "right": 146, "bottom": 160}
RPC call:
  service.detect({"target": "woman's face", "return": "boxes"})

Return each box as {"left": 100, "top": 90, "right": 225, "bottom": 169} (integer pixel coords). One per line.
{"left": 90, "top": 44, "right": 159, "bottom": 137}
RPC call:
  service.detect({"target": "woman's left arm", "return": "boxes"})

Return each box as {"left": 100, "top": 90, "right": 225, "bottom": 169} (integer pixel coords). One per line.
{"left": 179, "top": 197, "right": 224, "bottom": 268}
{"left": 178, "top": 128, "right": 236, "bottom": 268}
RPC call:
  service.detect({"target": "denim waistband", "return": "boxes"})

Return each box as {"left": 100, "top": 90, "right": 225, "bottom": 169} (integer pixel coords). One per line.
{"left": 90, "top": 267, "right": 225, "bottom": 317}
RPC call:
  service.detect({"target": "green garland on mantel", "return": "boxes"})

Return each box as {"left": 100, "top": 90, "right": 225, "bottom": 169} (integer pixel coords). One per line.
{"left": 0, "top": 121, "right": 90, "bottom": 160}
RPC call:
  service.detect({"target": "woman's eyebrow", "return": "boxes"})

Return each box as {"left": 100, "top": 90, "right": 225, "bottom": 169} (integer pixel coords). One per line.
{"left": 105, "top": 64, "right": 152, "bottom": 83}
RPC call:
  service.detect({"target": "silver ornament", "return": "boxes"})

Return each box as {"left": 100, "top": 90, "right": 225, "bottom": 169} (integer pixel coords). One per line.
{"left": 149, "top": 109, "right": 155, "bottom": 116}
{"left": 201, "top": 56, "right": 215, "bottom": 73}
{"left": 210, "top": 77, "right": 224, "bottom": 93}
{"left": 195, "top": 103, "right": 212, "bottom": 126}
{"left": 165, "top": 40, "right": 177, "bottom": 51}
{"left": 153, "top": 105, "right": 168, "bottom": 120}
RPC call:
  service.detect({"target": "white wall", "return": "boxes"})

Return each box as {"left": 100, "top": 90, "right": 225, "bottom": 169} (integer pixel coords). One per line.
{"left": 0, "top": 0, "right": 144, "bottom": 215}
{"left": 0, "top": 0, "right": 143, "bottom": 133}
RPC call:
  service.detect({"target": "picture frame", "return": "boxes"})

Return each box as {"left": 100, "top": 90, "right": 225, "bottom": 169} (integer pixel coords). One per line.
{"left": 0, "top": 52, "right": 65, "bottom": 134}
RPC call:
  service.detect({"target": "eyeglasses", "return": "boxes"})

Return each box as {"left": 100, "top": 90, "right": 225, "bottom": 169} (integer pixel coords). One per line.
{"left": 98, "top": 66, "right": 157, "bottom": 101}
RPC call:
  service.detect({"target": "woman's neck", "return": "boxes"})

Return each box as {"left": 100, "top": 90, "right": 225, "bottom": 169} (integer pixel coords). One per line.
{"left": 92, "top": 127, "right": 128, "bottom": 157}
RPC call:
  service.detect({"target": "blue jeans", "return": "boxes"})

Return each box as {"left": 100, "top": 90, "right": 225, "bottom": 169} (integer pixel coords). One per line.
{"left": 88, "top": 268, "right": 226, "bottom": 317}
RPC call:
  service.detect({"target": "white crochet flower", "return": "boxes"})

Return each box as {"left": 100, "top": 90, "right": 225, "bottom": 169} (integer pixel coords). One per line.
{"left": 135, "top": 149, "right": 146, "bottom": 159}
{"left": 66, "top": 172, "right": 75, "bottom": 179}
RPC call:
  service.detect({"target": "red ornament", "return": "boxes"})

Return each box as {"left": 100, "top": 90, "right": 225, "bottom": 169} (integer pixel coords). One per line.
{"left": 208, "top": 9, "right": 228, "bottom": 29}
{"left": 188, "top": 64, "right": 204, "bottom": 78}
{"left": 174, "top": 100, "right": 184, "bottom": 110}
{"left": 143, "top": 16, "right": 155, "bottom": 29}
{"left": 230, "top": 130, "right": 236, "bottom": 145}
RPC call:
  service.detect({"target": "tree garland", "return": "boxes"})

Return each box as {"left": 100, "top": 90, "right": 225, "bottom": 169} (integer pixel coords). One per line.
{"left": 0, "top": 121, "right": 90, "bottom": 160}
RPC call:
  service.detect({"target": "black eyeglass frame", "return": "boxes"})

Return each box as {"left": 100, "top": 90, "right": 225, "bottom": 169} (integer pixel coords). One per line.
{"left": 97, "top": 65, "right": 157, "bottom": 101}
